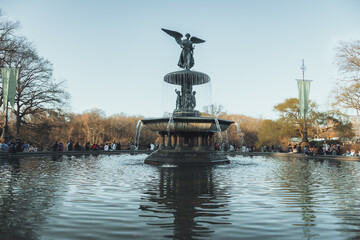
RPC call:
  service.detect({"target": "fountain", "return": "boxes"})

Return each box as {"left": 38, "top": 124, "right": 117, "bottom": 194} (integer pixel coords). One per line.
{"left": 141, "top": 28, "right": 233, "bottom": 164}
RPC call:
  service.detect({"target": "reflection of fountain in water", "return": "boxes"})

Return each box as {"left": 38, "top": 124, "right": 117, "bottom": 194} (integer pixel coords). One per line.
{"left": 234, "top": 122, "right": 244, "bottom": 147}
{"left": 140, "top": 166, "right": 231, "bottom": 239}
{"left": 214, "top": 118, "right": 223, "bottom": 144}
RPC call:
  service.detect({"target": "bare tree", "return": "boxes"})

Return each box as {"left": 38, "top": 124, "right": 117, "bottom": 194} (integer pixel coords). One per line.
{"left": 1, "top": 38, "right": 69, "bottom": 136}
{"left": 335, "top": 40, "right": 360, "bottom": 82}
{"left": 0, "top": 10, "right": 20, "bottom": 62}
{"left": 202, "top": 103, "right": 226, "bottom": 116}
{"left": 332, "top": 82, "right": 360, "bottom": 116}
{"left": 332, "top": 40, "right": 360, "bottom": 116}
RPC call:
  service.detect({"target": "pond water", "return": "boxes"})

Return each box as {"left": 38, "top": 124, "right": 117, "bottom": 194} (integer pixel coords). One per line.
{"left": 1, "top": 154, "right": 360, "bottom": 239}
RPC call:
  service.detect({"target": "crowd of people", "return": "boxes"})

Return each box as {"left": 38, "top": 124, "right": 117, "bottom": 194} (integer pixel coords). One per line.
{"left": 52, "top": 140, "right": 124, "bottom": 152}
{"left": 1, "top": 138, "right": 359, "bottom": 157}
{"left": 283, "top": 142, "right": 342, "bottom": 156}
{"left": 0, "top": 139, "right": 38, "bottom": 153}
{"left": 281, "top": 142, "right": 360, "bottom": 156}
{"left": 257, "top": 141, "right": 360, "bottom": 157}
{"left": 51, "top": 141, "right": 158, "bottom": 152}
{"left": 344, "top": 149, "right": 360, "bottom": 156}
{"left": 0, "top": 139, "right": 156, "bottom": 153}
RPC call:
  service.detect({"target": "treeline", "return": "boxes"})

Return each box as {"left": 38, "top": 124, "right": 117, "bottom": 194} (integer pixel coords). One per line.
{"left": 1, "top": 104, "right": 356, "bottom": 151}
{"left": 0, "top": 107, "right": 262, "bottom": 150}
{"left": 1, "top": 109, "right": 158, "bottom": 150}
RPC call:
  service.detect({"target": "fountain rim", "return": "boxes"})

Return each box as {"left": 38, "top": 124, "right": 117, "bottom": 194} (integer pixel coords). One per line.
{"left": 142, "top": 116, "right": 234, "bottom": 124}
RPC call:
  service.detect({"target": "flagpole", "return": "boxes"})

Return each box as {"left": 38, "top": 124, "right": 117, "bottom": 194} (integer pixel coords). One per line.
{"left": 4, "top": 98, "right": 9, "bottom": 144}
{"left": 1, "top": 68, "right": 18, "bottom": 144}
{"left": 300, "top": 59, "right": 308, "bottom": 143}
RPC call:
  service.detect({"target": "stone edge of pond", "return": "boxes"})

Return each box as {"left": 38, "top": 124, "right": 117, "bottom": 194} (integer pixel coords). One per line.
{"left": 0, "top": 150, "right": 359, "bottom": 161}
{"left": 0, "top": 150, "right": 153, "bottom": 159}
{"left": 226, "top": 152, "right": 360, "bottom": 161}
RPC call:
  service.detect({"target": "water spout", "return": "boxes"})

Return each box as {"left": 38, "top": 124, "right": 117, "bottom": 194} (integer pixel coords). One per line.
{"left": 166, "top": 114, "right": 175, "bottom": 148}
{"left": 134, "top": 120, "right": 142, "bottom": 150}
{"left": 134, "top": 120, "right": 142, "bottom": 143}
{"left": 235, "top": 122, "right": 244, "bottom": 148}
{"left": 166, "top": 114, "right": 175, "bottom": 137}
{"left": 136, "top": 122, "right": 143, "bottom": 150}
{"left": 214, "top": 118, "right": 223, "bottom": 144}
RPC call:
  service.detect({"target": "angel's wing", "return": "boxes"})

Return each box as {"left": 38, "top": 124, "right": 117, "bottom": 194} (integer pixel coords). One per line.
{"left": 161, "top": 28, "right": 183, "bottom": 45}
{"left": 190, "top": 36, "right": 205, "bottom": 44}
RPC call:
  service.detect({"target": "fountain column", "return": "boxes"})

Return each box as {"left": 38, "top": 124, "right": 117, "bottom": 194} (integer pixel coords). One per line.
{"left": 161, "top": 132, "right": 166, "bottom": 149}
{"left": 174, "top": 133, "right": 178, "bottom": 147}
{"left": 175, "top": 133, "right": 182, "bottom": 150}
{"left": 167, "top": 133, "right": 172, "bottom": 148}
{"left": 209, "top": 133, "right": 215, "bottom": 150}
{"left": 198, "top": 136, "right": 202, "bottom": 146}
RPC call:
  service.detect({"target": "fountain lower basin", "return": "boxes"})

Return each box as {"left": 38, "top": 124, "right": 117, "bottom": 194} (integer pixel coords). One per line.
{"left": 142, "top": 117, "right": 233, "bottom": 164}
{"left": 142, "top": 117, "right": 233, "bottom": 133}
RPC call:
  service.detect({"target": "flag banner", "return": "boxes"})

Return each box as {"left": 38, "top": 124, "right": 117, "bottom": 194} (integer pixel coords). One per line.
{"left": 1, "top": 68, "right": 18, "bottom": 111}
{"left": 297, "top": 80, "right": 311, "bottom": 117}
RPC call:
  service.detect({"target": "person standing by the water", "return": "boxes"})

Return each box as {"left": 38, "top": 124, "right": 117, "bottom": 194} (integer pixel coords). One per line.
{"left": 52, "top": 141, "right": 58, "bottom": 151}
{"left": 58, "top": 142, "right": 64, "bottom": 151}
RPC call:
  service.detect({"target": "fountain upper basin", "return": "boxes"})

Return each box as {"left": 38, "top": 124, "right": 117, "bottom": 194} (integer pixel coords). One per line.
{"left": 164, "top": 70, "right": 210, "bottom": 86}
{"left": 142, "top": 117, "right": 233, "bottom": 133}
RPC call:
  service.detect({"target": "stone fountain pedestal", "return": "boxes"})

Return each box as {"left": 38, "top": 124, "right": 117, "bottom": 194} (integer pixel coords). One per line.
{"left": 142, "top": 116, "right": 233, "bottom": 164}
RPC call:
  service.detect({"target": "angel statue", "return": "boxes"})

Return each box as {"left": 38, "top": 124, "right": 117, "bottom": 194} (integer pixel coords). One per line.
{"left": 162, "top": 28, "right": 205, "bottom": 70}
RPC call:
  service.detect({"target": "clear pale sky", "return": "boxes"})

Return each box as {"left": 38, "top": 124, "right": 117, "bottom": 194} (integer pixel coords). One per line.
{"left": 1, "top": 0, "right": 360, "bottom": 118}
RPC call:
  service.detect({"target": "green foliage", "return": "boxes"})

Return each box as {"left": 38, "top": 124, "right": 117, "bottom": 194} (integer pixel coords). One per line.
{"left": 273, "top": 98, "right": 318, "bottom": 138}
{"left": 256, "top": 120, "right": 280, "bottom": 147}
{"left": 255, "top": 119, "right": 298, "bottom": 148}
{"left": 271, "top": 98, "right": 355, "bottom": 146}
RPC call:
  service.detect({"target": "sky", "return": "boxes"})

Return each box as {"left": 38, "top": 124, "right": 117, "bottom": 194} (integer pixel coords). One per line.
{"left": 1, "top": 0, "right": 360, "bottom": 119}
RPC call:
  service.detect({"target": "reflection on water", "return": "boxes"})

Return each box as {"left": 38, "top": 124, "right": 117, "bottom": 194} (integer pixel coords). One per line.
{"left": 0, "top": 156, "right": 64, "bottom": 240}
{"left": 271, "top": 158, "right": 360, "bottom": 239}
{"left": 140, "top": 165, "right": 231, "bottom": 239}
{"left": 1, "top": 155, "right": 360, "bottom": 239}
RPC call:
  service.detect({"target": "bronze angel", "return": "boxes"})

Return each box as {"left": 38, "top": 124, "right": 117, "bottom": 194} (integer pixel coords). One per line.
{"left": 161, "top": 28, "right": 205, "bottom": 70}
